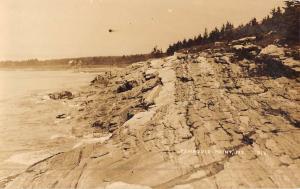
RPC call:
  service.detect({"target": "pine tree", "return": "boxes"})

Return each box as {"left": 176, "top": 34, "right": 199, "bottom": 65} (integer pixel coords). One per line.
{"left": 283, "top": 0, "right": 300, "bottom": 42}
{"left": 203, "top": 28, "right": 209, "bottom": 43}
{"left": 165, "top": 1, "right": 300, "bottom": 54}
{"left": 251, "top": 18, "right": 258, "bottom": 26}
{"left": 196, "top": 34, "right": 203, "bottom": 45}
{"left": 277, "top": 7, "right": 282, "bottom": 15}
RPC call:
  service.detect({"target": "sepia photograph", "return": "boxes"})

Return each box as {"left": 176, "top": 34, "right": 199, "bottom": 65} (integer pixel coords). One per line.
{"left": 0, "top": 0, "right": 299, "bottom": 188}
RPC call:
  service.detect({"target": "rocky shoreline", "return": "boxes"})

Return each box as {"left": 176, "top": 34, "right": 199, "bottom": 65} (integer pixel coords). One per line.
{"left": 1, "top": 38, "right": 300, "bottom": 189}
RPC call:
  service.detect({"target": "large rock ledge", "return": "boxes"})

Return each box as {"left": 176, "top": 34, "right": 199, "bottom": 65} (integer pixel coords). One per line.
{"left": 1, "top": 40, "right": 299, "bottom": 189}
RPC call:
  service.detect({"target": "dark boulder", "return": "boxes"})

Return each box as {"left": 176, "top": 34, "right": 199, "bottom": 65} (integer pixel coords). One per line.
{"left": 49, "top": 91, "right": 73, "bottom": 100}
{"left": 232, "top": 44, "right": 261, "bottom": 59}
{"left": 116, "top": 80, "right": 138, "bottom": 93}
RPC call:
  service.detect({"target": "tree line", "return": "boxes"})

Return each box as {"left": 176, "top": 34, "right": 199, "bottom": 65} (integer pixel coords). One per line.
{"left": 166, "top": 0, "right": 300, "bottom": 55}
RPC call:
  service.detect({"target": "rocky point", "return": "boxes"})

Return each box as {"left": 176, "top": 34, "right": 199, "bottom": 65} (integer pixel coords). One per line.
{"left": 1, "top": 37, "right": 299, "bottom": 189}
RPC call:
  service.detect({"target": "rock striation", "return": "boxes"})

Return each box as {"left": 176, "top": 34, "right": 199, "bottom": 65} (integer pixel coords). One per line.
{"left": 1, "top": 38, "right": 299, "bottom": 189}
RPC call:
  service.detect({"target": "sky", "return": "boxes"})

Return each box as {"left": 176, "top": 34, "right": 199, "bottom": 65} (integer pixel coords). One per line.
{"left": 0, "top": 0, "right": 284, "bottom": 60}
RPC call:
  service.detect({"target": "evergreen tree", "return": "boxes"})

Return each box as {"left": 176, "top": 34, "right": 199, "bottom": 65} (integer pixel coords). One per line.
{"left": 165, "top": 1, "right": 299, "bottom": 54}
{"left": 203, "top": 28, "right": 209, "bottom": 43}
{"left": 283, "top": 0, "right": 300, "bottom": 42}
{"left": 251, "top": 18, "right": 258, "bottom": 26}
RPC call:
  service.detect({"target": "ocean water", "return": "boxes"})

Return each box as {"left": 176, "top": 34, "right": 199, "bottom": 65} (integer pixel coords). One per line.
{"left": 0, "top": 70, "right": 97, "bottom": 101}
{"left": 0, "top": 70, "right": 98, "bottom": 179}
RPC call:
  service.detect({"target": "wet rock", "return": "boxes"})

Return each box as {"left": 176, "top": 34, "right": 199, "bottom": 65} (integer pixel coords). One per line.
{"left": 90, "top": 74, "right": 110, "bottom": 86}
{"left": 49, "top": 91, "right": 73, "bottom": 100}
{"left": 116, "top": 80, "right": 138, "bottom": 93}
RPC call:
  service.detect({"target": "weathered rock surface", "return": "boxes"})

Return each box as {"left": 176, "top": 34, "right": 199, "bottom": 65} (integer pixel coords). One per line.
{"left": 259, "top": 45, "right": 285, "bottom": 59}
{"left": 232, "top": 44, "right": 261, "bottom": 59}
{"left": 49, "top": 91, "right": 74, "bottom": 100}
{"left": 1, "top": 43, "right": 299, "bottom": 189}
{"left": 231, "top": 36, "right": 257, "bottom": 45}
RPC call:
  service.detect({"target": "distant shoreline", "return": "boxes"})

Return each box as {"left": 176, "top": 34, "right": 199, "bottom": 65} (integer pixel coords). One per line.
{"left": 0, "top": 54, "right": 165, "bottom": 70}
{"left": 0, "top": 64, "right": 129, "bottom": 71}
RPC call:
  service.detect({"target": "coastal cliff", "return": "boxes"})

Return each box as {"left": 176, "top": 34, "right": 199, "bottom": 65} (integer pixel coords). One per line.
{"left": 1, "top": 38, "right": 300, "bottom": 189}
